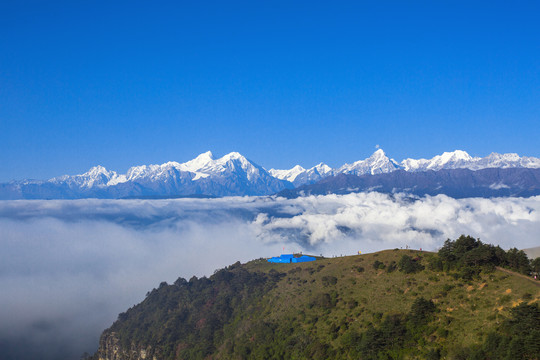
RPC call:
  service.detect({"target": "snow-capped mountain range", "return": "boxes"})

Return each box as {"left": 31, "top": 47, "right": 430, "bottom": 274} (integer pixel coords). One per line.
{"left": 270, "top": 149, "right": 540, "bottom": 186}
{"left": 49, "top": 151, "right": 271, "bottom": 189}
{"left": 1, "top": 152, "right": 290, "bottom": 199}
{"left": 1, "top": 149, "right": 540, "bottom": 199}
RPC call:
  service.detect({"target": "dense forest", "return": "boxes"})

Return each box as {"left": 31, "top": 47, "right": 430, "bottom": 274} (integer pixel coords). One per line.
{"left": 92, "top": 236, "right": 540, "bottom": 360}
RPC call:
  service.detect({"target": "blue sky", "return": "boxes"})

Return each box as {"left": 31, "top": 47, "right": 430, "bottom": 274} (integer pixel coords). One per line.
{"left": 1, "top": 0, "right": 539, "bottom": 182}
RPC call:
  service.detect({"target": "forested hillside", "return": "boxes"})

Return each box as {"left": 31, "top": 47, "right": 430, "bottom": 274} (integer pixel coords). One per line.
{"left": 93, "top": 236, "right": 540, "bottom": 360}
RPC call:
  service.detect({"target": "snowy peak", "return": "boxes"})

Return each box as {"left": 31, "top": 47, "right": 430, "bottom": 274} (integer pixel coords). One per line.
{"left": 339, "top": 149, "right": 400, "bottom": 176}
{"left": 180, "top": 151, "right": 264, "bottom": 181}
{"left": 81, "top": 166, "right": 121, "bottom": 188}
{"left": 269, "top": 162, "right": 335, "bottom": 187}
{"left": 182, "top": 151, "right": 215, "bottom": 172}
{"left": 269, "top": 165, "right": 306, "bottom": 183}
{"left": 371, "top": 148, "right": 386, "bottom": 159}
{"left": 85, "top": 165, "right": 110, "bottom": 176}
{"left": 428, "top": 150, "right": 475, "bottom": 169}
{"left": 271, "top": 149, "right": 540, "bottom": 187}
{"left": 401, "top": 150, "right": 477, "bottom": 172}
{"left": 215, "top": 152, "right": 264, "bottom": 181}
{"left": 309, "top": 163, "right": 334, "bottom": 179}
{"left": 122, "top": 151, "right": 261, "bottom": 183}
{"left": 476, "top": 152, "right": 540, "bottom": 169}
{"left": 182, "top": 151, "right": 249, "bottom": 171}
{"left": 313, "top": 163, "right": 333, "bottom": 174}
{"left": 221, "top": 151, "right": 243, "bottom": 161}
{"left": 271, "top": 150, "right": 402, "bottom": 187}
{"left": 218, "top": 152, "right": 253, "bottom": 169}
{"left": 400, "top": 150, "right": 540, "bottom": 172}
{"left": 50, "top": 165, "right": 121, "bottom": 188}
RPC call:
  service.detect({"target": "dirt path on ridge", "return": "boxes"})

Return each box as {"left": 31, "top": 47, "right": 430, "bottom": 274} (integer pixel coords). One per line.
{"left": 496, "top": 267, "right": 540, "bottom": 287}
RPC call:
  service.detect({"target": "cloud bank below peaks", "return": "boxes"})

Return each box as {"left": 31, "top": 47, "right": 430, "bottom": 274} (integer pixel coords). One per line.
{"left": 1, "top": 193, "right": 540, "bottom": 359}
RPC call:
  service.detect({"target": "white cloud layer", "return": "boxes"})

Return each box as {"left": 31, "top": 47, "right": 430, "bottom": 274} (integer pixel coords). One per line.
{"left": 1, "top": 193, "right": 539, "bottom": 359}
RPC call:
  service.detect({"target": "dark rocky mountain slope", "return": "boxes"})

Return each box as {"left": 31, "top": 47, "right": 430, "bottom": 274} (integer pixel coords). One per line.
{"left": 278, "top": 168, "right": 540, "bottom": 199}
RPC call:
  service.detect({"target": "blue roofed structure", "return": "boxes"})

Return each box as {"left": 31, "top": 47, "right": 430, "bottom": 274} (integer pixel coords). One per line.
{"left": 268, "top": 254, "right": 316, "bottom": 263}
{"left": 293, "top": 255, "right": 316, "bottom": 263}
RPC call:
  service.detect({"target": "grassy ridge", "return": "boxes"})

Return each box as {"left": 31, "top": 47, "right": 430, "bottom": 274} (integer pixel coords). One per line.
{"left": 95, "top": 240, "right": 540, "bottom": 360}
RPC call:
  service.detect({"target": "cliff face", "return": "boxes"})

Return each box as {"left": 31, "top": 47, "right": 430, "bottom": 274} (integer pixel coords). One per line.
{"left": 94, "top": 263, "right": 278, "bottom": 360}
{"left": 97, "top": 332, "right": 158, "bottom": 360}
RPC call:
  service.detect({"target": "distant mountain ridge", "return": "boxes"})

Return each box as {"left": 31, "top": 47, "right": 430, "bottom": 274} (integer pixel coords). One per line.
{"left": 278, "top": 167, "right": 540, "bottom": 199}
{"left": 1, "top": 149, "right": 540, "bottom": 199}
{"left": 270, "top": 149, "right": 540, "bottom": 186}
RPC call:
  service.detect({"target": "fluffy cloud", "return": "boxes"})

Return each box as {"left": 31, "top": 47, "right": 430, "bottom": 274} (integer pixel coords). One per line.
{"left": 1, "top": 193, "right": 539, "bottom": 359}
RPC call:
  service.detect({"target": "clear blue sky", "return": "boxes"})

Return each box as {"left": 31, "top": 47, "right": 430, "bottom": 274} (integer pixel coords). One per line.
{"left": 1, "top": 0, "right": 539, "bottom": 182}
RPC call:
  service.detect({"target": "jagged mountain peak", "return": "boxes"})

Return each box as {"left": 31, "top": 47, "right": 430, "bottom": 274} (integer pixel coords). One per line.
{"left": 85, "top": 165, "right": 111, "bottom": 175}
{"left": 437, "top": 150, "right": 473, "bottom": 161}
{"left": 268, "top": 165, "right": 307, "bottom": 184}
{"left": 186, "top": 152, "right": 261, "bottom": 177}
{"left": 221, "top": 151, "right": 244, "bottom": 160}
{"left": 399, "top": 150, "right": 540, "bottom": 172}
{"left": 313, "top": 163, "right": 332, "bottom": 173}
{"left": 219, "top": 152, "right": 256, "bottom": 169}
{"left": 48, "top": 164, "right": 120, "bottom": 189}
{"left": 401, "top": 150, "right": 475, "bottom": 172}
{"left": 182, "top": 151, "right": 216, "bottom": 171}
{"left": 339, "top": 149, "right": 399, "bottom": 176}
{"left": 370, "top": 148, "right": 387, "bottom": 158}
{"left": 201, "top": 150, "right": 215, "bottom": 159}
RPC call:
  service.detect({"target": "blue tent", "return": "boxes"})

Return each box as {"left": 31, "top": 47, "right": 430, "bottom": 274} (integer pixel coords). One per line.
{"left": 293, "top": 255, "right": 316, "bottom": 263}
{"left": 268, "top": 254, "right": 315, "bottom": 263}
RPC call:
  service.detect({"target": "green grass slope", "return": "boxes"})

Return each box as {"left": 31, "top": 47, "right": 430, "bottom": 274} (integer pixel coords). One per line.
{"left": 94, "top": 238, "right": 540, "bottom": 360}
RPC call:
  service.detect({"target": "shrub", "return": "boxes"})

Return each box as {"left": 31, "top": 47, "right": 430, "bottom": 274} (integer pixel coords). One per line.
{"left": 398, "top": 255, "right": 425, "bottom": 274}
{"left": 373, "top": 260, "right": 386, "bottom": 270}
{"left": 347, "top": 300, "right": 358, "bottom": 309}
{"left": 459, "top": 266, "right": 479, "bottom": 280}
{"left": 409, "top": 297, "right": 437, "bottom": 327}
{"left": 428, "top": 256, "right": 444, "bottom": 271}
{"left": 311, "top": 292, "right": 337, "bottom": 309}
{"left": 386, "top": 261, "right": 397, "bottom": 273}
{"left": 442, "top": 284, "right": 455, "bottom": 292}
{"left": 322, "top": 276, "right": 338, "bottom": 287}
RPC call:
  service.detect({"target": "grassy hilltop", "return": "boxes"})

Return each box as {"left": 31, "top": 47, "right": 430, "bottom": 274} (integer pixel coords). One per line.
{"left": 94, "top": 236, "right": 540, "bottom": 360}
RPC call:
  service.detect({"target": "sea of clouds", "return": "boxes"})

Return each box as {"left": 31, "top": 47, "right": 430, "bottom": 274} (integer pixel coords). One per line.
{"left": 1, "top": 192, "right": 540, "bottom": 359}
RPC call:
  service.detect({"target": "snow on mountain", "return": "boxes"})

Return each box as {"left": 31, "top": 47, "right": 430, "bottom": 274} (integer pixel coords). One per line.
{"left": 200, "top": 151, "right": 263, "bottom": 181}
{"left": 306, "top": 163, "right": 335, "bottom": 180}
{"left": 180, "top": 150, "right": 215, "bottom": 172}
{"left": 50, "top": 165, "right": 123, "bottom": 189}
{"left": 401, "top": 150, "right": 477, "bottom": 172}
{"left": 269, "top": 165, "right": 306, "bottom": 183}
{"left": 1, "top": 152, "right": 292, "bottom": 199}
{"left": 401, "top": 150, "right": 540, "bottom": 172}
{"left": 470, "top": 152, "right": 540, "bottom": 170}
{"left": 269, "top": 163, "right": 334, "bottom": 187}
{"left": 269, "top": 149, "right": 540, "bottom": 187}
{"left": 122, "top": 151, "right": 268, "bottom": 184}
{"left": 2, "top": 149, "right": 540, "bottom": 200}
{"left": 338, "top": 149, "right": 402, "bottom": 176}
{"left": 278, "top": 167, "right": 540, "bottom": 199}
{"left": 269, "top": 150, "right": 399, "bottom": 187}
